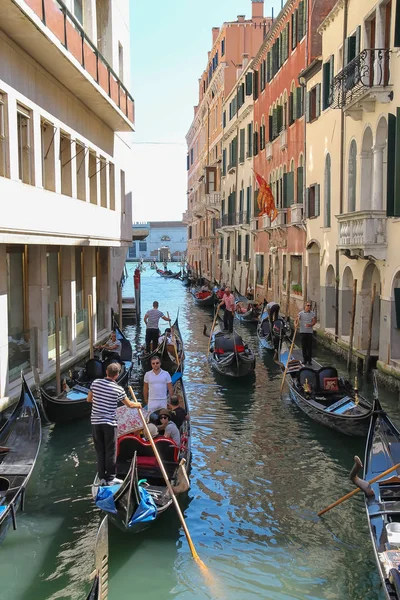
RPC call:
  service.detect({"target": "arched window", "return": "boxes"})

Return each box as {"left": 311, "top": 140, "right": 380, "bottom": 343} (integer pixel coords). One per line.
{"left": 348, "top": 140, "right": 357, "bottom": 212}
{"left": 324, "top": 154, "right": 331, "bottom": 228}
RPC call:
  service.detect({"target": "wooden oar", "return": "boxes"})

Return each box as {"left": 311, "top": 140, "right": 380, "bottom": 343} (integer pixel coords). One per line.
{"left": 208, "top": 308, "right": 219, "bottom": 354}
{"left": 318, "top": 462, "right": 400, "bottom": 517}
{"left": 128, "top": 386, "right": 200, "bottom": 562}
{"left": 167, "top": 312, "right": 180, "bottom": 368}
{"left": 279, "top": 323, "right": 298, "bottom": 393}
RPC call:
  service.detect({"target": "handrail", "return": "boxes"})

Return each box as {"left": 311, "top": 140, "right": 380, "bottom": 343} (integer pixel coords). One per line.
{"left": 39, "top": 0, "right": 134, "bottom": 119}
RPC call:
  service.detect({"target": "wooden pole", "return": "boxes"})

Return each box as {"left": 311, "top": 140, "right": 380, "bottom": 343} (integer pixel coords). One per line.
{"left": 347, "top": 278, "right": 358, "bottom": 370}
{"left": 239, "top": 265, "right": 243, "bottom": 295}
{"left": 245, "top": 258, "right": 251, "bottom": 297}
{"left": 117, "top": 283, "right": 123, "bottom": 329}
{"left": 303, "top": 265, "right": 308, "bottom": 308}
{"left": 55, "top": 299, "right": 61, "bottom": 395}
{"left": 195, "top": 261, "right": 199, "bottom": 282}
{"left": 199, "top": 261, "right": 202, "bottom": 282}
{"left": 285, "top": 270, "right": 291, "bottom": 319}
{"left": 364, "top": 283, "right": 377, "bottom": 376}
{"left": 88, "top": 294, "right": 94, "bottom": 360}
{"left": 280, "top": 324, "right": 298, "bottom": 393}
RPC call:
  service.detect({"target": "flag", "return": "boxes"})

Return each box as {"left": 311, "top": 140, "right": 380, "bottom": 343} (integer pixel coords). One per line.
{"left": 254, "top": 171, "right": 278, "bottom": 221}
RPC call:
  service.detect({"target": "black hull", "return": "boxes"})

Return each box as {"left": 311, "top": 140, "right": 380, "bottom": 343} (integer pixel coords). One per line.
{"left": 191, "top": 292, "right": 215, "bottom": 307}
{"left": 236, "top": 310, "right": 259, "bottom": 324}
{"left": 257, "top": 329, "right": 275, "bottom": 350}
{"left": 86, "top": 516, "right": 108, "bottom": 600}
{"left": 209, "top": 354, "right": 256, "bottom": 378}
{"left": 140, "top": 317, "right": 184, "bottom": 375}
{"left": 0, "top": 375, "right": 41, "bottom": 546}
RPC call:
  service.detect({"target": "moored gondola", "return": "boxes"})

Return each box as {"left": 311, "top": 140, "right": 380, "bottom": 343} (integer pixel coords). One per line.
{"left": 361, "top": 388, "right": 400, "bottom": 599}
{"left": 40, "top": 324, "right": 133, "bottom": 424}
{"left": 235, "top": 296, "right": 261, "bottom": 324}
{"left": 279, "top": 341, "right": 373, "bottom": 436}
{"left": 86, "top": 516, "right": 109, "bottom": 600}
{"left": 156, "top": 269, "right": 180, "bottom": 279}
{"left": 0, "top": 374, "right": 41, "bottom": 545}
{"left": 139, "top": 316, "right": 184, "bottom": 374}
{"left": 206, "top": 313, "right": 255, "bottom": 378}
{"left": 257, "top": 309, "right": 291, "bottom": 350}
{"left": 191, "top": 289, "right": 215, "bottom": 307}
{"left": 92, "top": 376, "right": 190, "bottom": 533}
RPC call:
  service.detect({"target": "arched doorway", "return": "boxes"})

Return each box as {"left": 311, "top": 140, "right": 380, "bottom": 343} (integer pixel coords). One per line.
{"left": 307, "top": 242, "right": 320, "bottom": 320}
{"left": 391, "top": 271, "right": 400, "bottom": 365}
{"left": 325, "top": 265, "right": 336, "bottom": 329}
{"left": 341, "top": 266, "right": 354, "bottom": 337}
{"left": 359, "top": 263, "right": 381, "bottom": 352}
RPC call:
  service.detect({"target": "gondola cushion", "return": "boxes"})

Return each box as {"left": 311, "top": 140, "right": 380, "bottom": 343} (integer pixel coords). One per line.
{"left": 214, "top": 333, "right": 243, "bottom": 353}
{"left": 297, "top": 368, "right": 318, "bottom": 391}
{"left": 85, "top": 359, "right": 104, "bottom": 380}
{"left": 317, "top": 367, "right": 339, "bottom": 392}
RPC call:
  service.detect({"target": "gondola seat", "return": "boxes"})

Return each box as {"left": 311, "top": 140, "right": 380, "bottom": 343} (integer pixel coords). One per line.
{"left": 260, "top": 320, "right": 271, "bottom": 337}
{"left": 84, "top": 359, "right": 104, "bottom": 380}
{"left": 297, "top": 368, "right": 318, "bottom": 393}
{"left": 120, "top": 339, "right": 133, "bottom": 364}
{"left": 214, "top": 333, "right": 244, "bottom": 355}
{"left": 317, "top": 367, "right": 339, "bottom": 393}
{"left": 117, "top": 434, "right": 179, "bottom": 480}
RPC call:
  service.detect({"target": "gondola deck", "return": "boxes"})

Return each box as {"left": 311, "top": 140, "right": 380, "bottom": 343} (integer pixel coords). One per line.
{"left": 139, "top": 316, "right": 184, "bottom": 375}
{"left": 208, "top": 314, "right": 256, "bottom": 378}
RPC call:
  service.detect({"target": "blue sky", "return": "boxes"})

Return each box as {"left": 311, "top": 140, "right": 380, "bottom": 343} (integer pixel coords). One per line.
{"left": 129, "top": 0, "right": 280, "bottom": 222}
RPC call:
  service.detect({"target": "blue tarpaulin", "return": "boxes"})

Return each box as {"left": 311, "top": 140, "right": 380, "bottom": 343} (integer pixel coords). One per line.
{"left": 129, "top": 485, "right": 157, "bottom": 526}
{"left": 171, "top": 371, "right": 182, "bottom": 384}
{"left": 95, "top": 484, "right": 121, "bottom": 514}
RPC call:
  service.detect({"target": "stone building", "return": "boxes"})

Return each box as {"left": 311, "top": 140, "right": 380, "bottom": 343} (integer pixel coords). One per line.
{"left": 128, "top": 221, "right": 187, "bottom": 262}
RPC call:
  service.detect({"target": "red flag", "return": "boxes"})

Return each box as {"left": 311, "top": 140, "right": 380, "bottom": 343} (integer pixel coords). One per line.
{"left": 254, "top": 171, "right": 278, "bottom": 221}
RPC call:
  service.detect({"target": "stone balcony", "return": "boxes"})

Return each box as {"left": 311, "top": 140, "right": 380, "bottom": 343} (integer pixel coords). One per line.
{"left": 290, "top": 203, "right": 303, "bottom": 224}
{"left": 205, "top": 192, "right": 221, "bottom": 211}
{"left": 192, "top": 201, "right": 206, "bottom": 218}
{"left": 266, "top": 142, "right": 273, "bottom": 161}
{"left": 280, "top": 129, "right": 287, "bottom": 151}
{"left": 337, "top": 210, "right": 387, "bottom": 260}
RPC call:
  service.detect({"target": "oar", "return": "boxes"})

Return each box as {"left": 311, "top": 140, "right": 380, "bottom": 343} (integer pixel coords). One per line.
{"left": 208, "top": 308, "right": 219, "bottom": 354}
{"left": 167, "top": 312, "right": 180, "bottom": 368}
{"left": 318, "top": 462, "right": 400, "bottom": 517}
{"left": 128, "top": 386, "right": 201, "bottom": 562}
{"left": 279, "top": 323, "right": 298, "bottom": 393}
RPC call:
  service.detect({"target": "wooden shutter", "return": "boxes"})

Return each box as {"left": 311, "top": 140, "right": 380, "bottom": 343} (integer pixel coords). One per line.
{"left": 305, "top": 188, "right": 309, "bottom": 218}
{"left": 283, "top": 173, "right": 288, "bottom": 208}
{"left": 296, "top": 87, "right": 303, "bottom": 118}
{"left": 315, "top": 184, "right": 320, "bottom": 216}
{"left": 222, "top": 149, "right": 227, "bottom": 176}
{"left": 239, "top": 128, "right": 245, "bottom": 163}
{"left": 186, "top": 154, "right": 190, "bottom": 171}
{"left": 305, "top": 92, "right": 310, "bottom": 122}
{"left": 254, "top": 187, "right": 260, "bottom": 217}
{"left": 253, "top": 131, "right": 259, "bottom": 156}
{"left": 246, "top": 72, "right": 253, "bottom": 95}
{"left": 288, "top": 171, "right": 294, "bottom": 206}
{"left": 253, "top": 71, "right": 259, "bottom": 100}
{"left": 395, "top": 0, "right": 400, "bottom": 46}
{"left": 355, "top": 25, "right": 361, "bottom": 56}
{"left": 316, "top": 84, "right": 321, "bottom": 118}
{"left": 297, "top": 166, "right": 304, "bottom": 203}
{"left": 289, "top": 93, "right": 293, "bottom": 125}
{"left": 277, "top": 105, "right": 283, "bottom": 132}
{"left": 298, "top": 1, "right": 304, "bottom": 41}
{"left": 329, "top": 55, "right": 334, "bottom": 106}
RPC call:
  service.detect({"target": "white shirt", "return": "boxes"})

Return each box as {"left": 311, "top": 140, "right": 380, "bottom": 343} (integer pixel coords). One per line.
{"left": 158, "top": 335, "right": 172, "bottom": 345}
{"left": 144, "top": 368, "right": 172, "bottom": 412}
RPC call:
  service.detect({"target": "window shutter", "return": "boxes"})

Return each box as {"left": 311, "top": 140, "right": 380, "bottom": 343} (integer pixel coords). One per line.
{"left": 291, "top": 13, "right": 295, "bottom": 49}
{"left": 344, "top": 37, "right": 349, "bottom": 66}
{"left": 277, "top": 105, "right": 283, "bottom": 132}
{"left": 222, "top": 149, "right": 226, "bottom": 176}
{"left": 387, "top": 113, "right": 396, "bottom": 215}
{"left": 316, "top": 84, "right": 321, "bottom": 118}
{"left": 395, "top": 0, "right": 400, "bottom": 46}
{"left": 253, "top": 71, "right": 259, "bottom": 100}
{"left": 289, "top": 93, "right": 293, "bottom": 125}
{"left": 355, "top": 25, "right": 361, "bottom": 56}
{"left": 253, "top": 131, "right": 259, "bottom": 156}
{"left": 329, "top": 55, "right": 334, "bottom": 106}
{"left": 239, "top": 128, "right": 245, "bottom": 163}
{"left": 272, "top": 108, "right": 278, "bottom": 139}
{"left": 268, "top": 114, "right": 273, "bottom": 141}
{"left": 288, "top": 171, "right": 294, "bottom": 206}
{"left": 315, "top": 184, "right": 320, "bottom": 216}
{"left": 187, "top": 154, "right": 190, "bottom": 171}
{"left": 298, "top": 1, "right": 304, "bottom": 41}
{"left": 296, "top": 87, "right": 302, "bottom": 118}
{"left": 297, "top": 166, "right": 304, "bottom": 203}
{"left": 305, "top": 187, "right": 309, "bottom": 218}
{"left": 223, "top": 111, "right": 226, "bottom": 128}
{"left": 246, "top": 72, "right": 253, "bottom": 95}
{"left": 283, "top": 173, "right": 288, "bottom": 208}
{"left": 394, "top": 108, "right": 400, "bottom": 216}
{"left": 254, "top": 186, "right": 260, "bottom": 217}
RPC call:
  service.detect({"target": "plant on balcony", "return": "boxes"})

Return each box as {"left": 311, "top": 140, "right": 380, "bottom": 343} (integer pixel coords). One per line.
{"left": 291, "top": 283, "right": 302, "bottom": 295}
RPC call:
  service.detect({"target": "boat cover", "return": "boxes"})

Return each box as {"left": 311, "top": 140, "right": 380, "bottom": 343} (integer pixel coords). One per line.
{"left": 129, "top": 485, "right": 157, "bottom": 526}
{"left": 95, "top": 484, "right": 121, "bottom": 513}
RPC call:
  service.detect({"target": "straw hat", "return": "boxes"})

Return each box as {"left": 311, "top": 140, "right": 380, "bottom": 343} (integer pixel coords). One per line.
{"left": 158, "top": 409, "right": 172, "bottom": 419}
{"left": 145, "top": 423, "right": 159, "bottom": 439}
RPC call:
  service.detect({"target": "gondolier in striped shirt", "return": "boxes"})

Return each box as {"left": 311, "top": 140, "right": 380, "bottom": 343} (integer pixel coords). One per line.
{"left": 88, "top": 363, "right": 140, "bottom": 486}
{"left": 144, "top": 301, "right": 171, "bottom": 352}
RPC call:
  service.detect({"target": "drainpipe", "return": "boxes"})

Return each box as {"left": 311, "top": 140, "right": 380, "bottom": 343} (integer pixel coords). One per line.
{"left": 336, "top": 0, "right": 348, "bottom": 340}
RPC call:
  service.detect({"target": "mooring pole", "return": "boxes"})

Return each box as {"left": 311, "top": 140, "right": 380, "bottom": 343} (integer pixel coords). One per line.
{"left": 347, "top": 278, "right": 357, "bottom": 370}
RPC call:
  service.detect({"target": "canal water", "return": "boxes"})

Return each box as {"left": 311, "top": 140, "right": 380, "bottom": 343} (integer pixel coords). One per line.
{"left": 1, "top": 264, "right": 398, "bottom": 599}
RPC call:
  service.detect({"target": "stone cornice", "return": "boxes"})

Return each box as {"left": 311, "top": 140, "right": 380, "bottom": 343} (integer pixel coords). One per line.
{"left": 223, "top": 105, "right": 253, "bottom": 141}
{"left": 318, "top": 0, "right": 344, "bottom": 33}
{"left": 252, "top": 0, "right": 297, "bottom": 68}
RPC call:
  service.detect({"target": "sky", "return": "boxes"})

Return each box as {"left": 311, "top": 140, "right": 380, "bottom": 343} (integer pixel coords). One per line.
{"left": 129, "top": 0, "right": 281, "bottom": 223}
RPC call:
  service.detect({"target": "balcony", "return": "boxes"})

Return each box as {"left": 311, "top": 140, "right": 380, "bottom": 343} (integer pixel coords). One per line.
{"left": 266, "top": 142, "right": 273, "bottom": 161}
{"left": 279, "top": 129, "right": 287, "bottom": 150}
{"left": 337, "top": 210, "right": 387, "bottom": 260}
{"left": 290, "top": 204, "right": 303, "bottom": 224}
{"left": 206, "top": 192, "right": 221, "bottom": 211}
{"left": 272, "top": 209, "right": 288, "bottom": 227}
{"left": 221, "top": 213, "right": 236, "bottom": 227}
{"left": 331, "top": 49, "right": 392, "bottom": 120}
{"left": 227, "top": 162, "right": 236, "bottom": 174}
{"left": 192, "top": 201, "right": 205, "bottom": 218}
{"left": 236, "top": 211, "right": 250, "bottom": 226}
{"left": 0, "top": 0, "right": 134, "bottom": 131}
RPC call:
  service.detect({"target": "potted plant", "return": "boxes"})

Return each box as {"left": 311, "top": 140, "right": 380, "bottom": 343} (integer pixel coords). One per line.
{"left": 291, "top": 283, "right": 303, "bottom": 295}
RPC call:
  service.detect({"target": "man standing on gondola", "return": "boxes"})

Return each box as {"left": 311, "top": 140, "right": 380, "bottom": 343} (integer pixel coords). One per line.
{"left": 218, "top": 287, "right": 235, "bottom": 334}
{"left": 295, "top": 301, "right": 317, "bottom": 366}
{"left": 144, "top": 301, "right": 171, "bottom": 352}
{"left": 88, "top": 363, "right": 140, "bottom": 486}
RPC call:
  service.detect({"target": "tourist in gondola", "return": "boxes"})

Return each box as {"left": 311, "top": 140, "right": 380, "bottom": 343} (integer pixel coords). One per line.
{"left": 143, "top": 356, "right": 174, "bottom": 412}
{"left": 295, "top": 301, "right": 317, "bottom": 366}
{"left": 96, "top": 331, "right": 121, "bottom": 360}
{"left": 218, "top": 286, "right": 235, "bottom": 333}
{"left": 157, "top": 409, "right": 180, "bottom": 445}
{"left": 158, "top": 327, "right": 172, "bottom": 346}
{"left": 266, "top": 300, "right": 280, "bottom": 323}
{"left": 168, "top": 395, "right": 187, "bottom": 429}
{"left": 144, "top": 301, "right": 171, "bottom": 352}
{"left": 247, "top": 283, "right": 254, "bottom": 300}
{"left": 88, "top": 363, "right": 141, "bottom": 486}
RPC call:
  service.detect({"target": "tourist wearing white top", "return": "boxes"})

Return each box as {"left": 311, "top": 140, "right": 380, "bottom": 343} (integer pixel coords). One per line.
{"left": 143, "top": 356, "right": 173, "bottom": 412}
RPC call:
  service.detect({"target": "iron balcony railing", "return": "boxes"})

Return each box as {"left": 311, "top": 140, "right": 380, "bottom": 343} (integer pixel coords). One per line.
{"left": 331, "top": 49, "right": 390, "bottom": 109}
{"left": 236, "top": 211, "right": 249, "bottom": 225}
{"left": 35, "top": 0, "right": 134, "bottom": 122}
{"left": 221, "top": 213, "right": 236, "bottom": 226}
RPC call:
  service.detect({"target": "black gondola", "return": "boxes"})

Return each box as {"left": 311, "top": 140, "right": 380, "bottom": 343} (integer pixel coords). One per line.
{"left": 0, "top": 374, "right": 41, "bottom": 545}
{"left": 156, "top": 269, "right": 180, "bottom": 279}
{"left": 257, "top": 309, "right": 291, "bottom": 350}
{"left": 40, "top": 324, "right": 133, "bottom": 424}
{"left": 139, "top": 316, "right": 184, "bottom": 375}
{"left": 362, "top": 393, "right": 400, "bottom": 599}
{"left": 191, "top": 289, "right": 215, "bottom": 307}
{"left": 279, "top": 342, "right": 373, "bottom": 436}
{"left": 207, "top": 314, "right": 256, "bottom": 378}
{"left": 92, "top": 376, "right": 190, "bottom": 533}
{"left": 235, "top": 296, "right": 261, "bottom": 324}
{"left": 86, "top": 516, "right": 108, "bottom": 600}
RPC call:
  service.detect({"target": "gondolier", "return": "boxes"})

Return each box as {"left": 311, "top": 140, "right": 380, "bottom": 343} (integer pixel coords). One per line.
{"left": 218, "top": 287, "right": 235, "bottom": 333}
{"left": 88, "top": 363, "right": 140, "bottom": 486}
{"left": 295, "top": 301, "right": 317, "bottom": 365}
{"left": 144, "top": 301, "right": 170, "bottom": 352}
{"left": 266, "top": 301, "right": 280, "bottom": 323}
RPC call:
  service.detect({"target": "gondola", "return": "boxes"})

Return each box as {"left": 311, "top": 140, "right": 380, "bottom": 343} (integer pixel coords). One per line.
{"left": 40, "top": 324, "right": 133, "bottom": 424}
{"left": 235, "top": 296, "right": 261, "bottom": 324}
{"left": 362, "top": 390, "right": 400, "bottom": 599}
{"left": 92, "top": 375, "right": 190, "bottom": 533}
{"left": 156, "top": 269, "right": 180, "bottom": 279}
{"left": 0, "top": 374, "right": 41, "bottom": 545}
{"left": 86, "top": 516, "right": 108, "bottom": 600}
{"left": 191, "top": 289, "right": 215, "bottom": 307}
{"left": 206, "top": 313, "right": 256, "bottom": 378}
{"left": 139, "top": 316, "right": 184, "bottom": 375}
{"left": 279, "top": 341, "right": 373, "bottom": 436}
{"left": 257, "top": 310, "right": 291, "bottom": 350}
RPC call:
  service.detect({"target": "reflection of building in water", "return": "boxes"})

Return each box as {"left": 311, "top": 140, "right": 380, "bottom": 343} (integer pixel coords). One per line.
{"left": 0, "top": 0, "right": 136, "bottom": 408}
{"left": 128, "top": 221, "right": 187, "bottom": 262}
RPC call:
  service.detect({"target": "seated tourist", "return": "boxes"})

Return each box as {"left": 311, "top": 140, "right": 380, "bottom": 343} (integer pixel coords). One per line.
{"left": 157, "top": 409, "right": 180, "bottom": 445}
{"left": 144, "top": 423, "right": 159, "bottom": 441}
{"left": 158, "top": 328, "right": 172, "bottom": 346}
{"left": 96, "top": 331, "right": 121, "bottom": 360}
{"left": 168, "top": 396, "right": 187, "bottom": 429}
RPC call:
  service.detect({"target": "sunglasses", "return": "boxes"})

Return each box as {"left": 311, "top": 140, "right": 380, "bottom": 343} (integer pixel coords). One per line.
{"left": 152, "top": 362, "right": 160, "bottom": 365}
{"left": 306, "top": 304, "right": 311, "bottom": 307}
{"left": 160, "top": 415, "right": 168, "bottom": 420}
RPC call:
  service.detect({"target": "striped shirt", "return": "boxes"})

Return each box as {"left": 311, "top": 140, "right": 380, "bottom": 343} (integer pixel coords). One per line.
{"left": 298, "top": 310, "right": 316, "bottom": 334}
{"left": 90, "top": 378, "right": 126, "bottom": 426}
{"left": 145, "top": 309, "right": 164, "bottom": 329}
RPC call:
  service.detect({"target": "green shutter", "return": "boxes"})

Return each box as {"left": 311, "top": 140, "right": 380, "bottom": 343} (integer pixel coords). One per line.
{"left": 323, "top": 62, "right": 329, "bottom": 110}
{"left": 297, "top": 166, "right": 303, "bottom": 203}
{"left": 394, "top": 108, "right": 400, "bottom": 216}
{"left": 289, "top": 93, "right": 293, "bottom": 125}
{"left": 293, "top": 89, "right": 297, "bottom": 121}
{"left": 387, "top": 113, "right": 396, "bottom": 216}
{"left": 254, "top": 187, "right": 259, "bottom": 217}
{"left": 253, "top": 131, "right": 259, "bottom": 156}
{"left": 283, "top": 173, "right": 288, "bottom": 208}
{"left": 316, "top": 84, "right": 321, "bottom": 117}
{"left": 355, "top": 25, "right": 361, "bottom": 56}
{"left": 396, "top": 0, "right": 400, "bottom": 46}
{"left": 288, "top": 171, "right": 294, "bottom": 206}
{"left": 239, "top": 128, "right": 245, "bottom": 163}
{"left": 305, "top": 188, "right": 309, "bottom": 218}
{"left": 315, "top": 184, "right": 320, "bottom": 216}
{"left": 277, "top": 105, "right": 283, "bottom": 132}
{"left": 253, "top": 71, "right": 259, "bottom": 100}
{"left": 298, "top": 1, "right": 304, "bottom": 41}
{"left": 329, "top": 55, "right": 334, "bottom": 106}
{"left": 272, "top": 108, "right": 278, "bottom": 139}
{"left": 296, "top": 86, "right": 303, "bottom": 118}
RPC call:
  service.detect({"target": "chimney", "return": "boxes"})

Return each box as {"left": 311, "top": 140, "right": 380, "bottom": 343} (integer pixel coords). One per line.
{"left": 237, "top": 15, "right": 245, "bottom": 22}
{"left": 252, "top": 0, "right": 264, "bottom": 19}
{"left": 212, "top": 27, "right": 220, "bottom": 45}
{"left": 242, "top": 53, "right": 250, "bottom": 68}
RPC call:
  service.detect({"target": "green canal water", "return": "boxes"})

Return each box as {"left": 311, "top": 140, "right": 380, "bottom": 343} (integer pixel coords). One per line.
{"left": 0, "top": 264, "right": 397, "bottom": 599}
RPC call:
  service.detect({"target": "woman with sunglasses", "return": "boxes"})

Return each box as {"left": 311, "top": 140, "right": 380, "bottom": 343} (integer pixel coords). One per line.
{"left": 295, "top": 301, "right": 317, "bottom": 366}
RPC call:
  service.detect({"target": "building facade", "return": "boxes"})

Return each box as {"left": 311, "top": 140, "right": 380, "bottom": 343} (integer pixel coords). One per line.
{"left": 128, "top": 221, "right": 187, "bottom": 262}
{"left": 0, "top": 0, "right": 135, "bottom": 406}
{"left": 186, "top": 1, "right": 271, "bottom": 283}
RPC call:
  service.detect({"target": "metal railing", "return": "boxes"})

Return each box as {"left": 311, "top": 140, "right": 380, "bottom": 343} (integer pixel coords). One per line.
{"left": 331, "top": 49, "right": 390, "bottom": 109}
{"left": 34, "top": 0, "right": 134, "bottom": 122}
{"left": 221, "top": 213, "right": 236, "bottom": 226}
{"left": 236, "top": 211, "right": 249, "bottom": 225}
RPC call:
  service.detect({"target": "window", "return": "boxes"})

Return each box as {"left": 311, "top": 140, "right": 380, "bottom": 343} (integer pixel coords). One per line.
{"left": 283, "top": 255, "right": 287, "bottom": 290}
{"left": 186, "top": 154, "right": 190, "bottom": 170}
{"left": 219, "top": 236, "right": 224, "bottom": 259}
{"left": 89, "top": 151, "right": 97, "bottom": 204}
{"left": 99, "top": 156, "right": 107, "bottom": 207}
{"left": 0, "top": 91, "right": 9, "bottom": 177}
{"left": 188, "top": 226, "right": 192, "bottom": 240}
{"left": 47, "top": 249, "right": 64, "bottom": 361}
{"left": 226, "top": 236, "right": 231, "bottom": 260}
{"left": 222, "top": 148, "right": 227, "bottom": 176}
{"left": 306, "top": 85, "right": 321, "bottom": 122}
{"left": 239, "top": 128, "right": 245, "bottom": 163}
{"left": 291, "top": 10, "right": 298, "bottom": 50}
{"left": 118, "top": 42, "right": 124, "bottom": 81}
{"left": 221, "top": 38, "right": 225, "bottom": 56}
{"left": 256, "top": 254, "right": 264, "bottom": 285}
{"left": 268, "top": 255, "right": 272, "bottom": 288}
{"left": 223, "top": 111, "right": 226, "bottom": 128}
{"left": 290, "top": 255, "right": 303, "bottom": 291}
{"left": 324, "top": 154, "right": 331, "bottom": 227}
{"left": 283, "top": 169, "right": 295, "bottom": 207}
{"left": 139, "top": 242, "right": 147, "bottom": 252}
{"left": 190, "top": 148, "right": 194, "bottom": 165}
{"left": 76, "top": 141, "right": 86, "bottom": 201}
{"left": 7, "top": 247, "right": 29, "bottom": 380}
{"left": 298, "top": 1, "right": 305, "bottom": 41}
{"left": 60, "top": 132, "right": 72, "bottom": 196}
{"left": 253, "top": 71, "right": 259, "bottom": 100}
{"left": 245, "top": 71, "right": 253, "bottom": 96}
{"left": 247, "top": 122, "right": 253, "bottom": 158}
{"left": 109, "top": 162, "right": 115, "bottom": 210}
{"left": 348, "top": 140, "right": 357, "bottom": 212}
{"left": 41, "top": 120, "right": 56, "bottom": 192}
{"left": 74, "top": 0, "right": 83, "bottom": 23}
{"left": 323, "top": 56, "right": 334, "bottom": 110}
{"left": 17, "top": 105, "right": 33, "bottom": 185}
{"left": 244, "top": 234, "right": 250, "bottom": 262}
{"left": 306, "top": 184, "right": 320, "bottom": 218}
{"left": 297, "top": 164, "right": 304, "bottom": 203}
{"left": 253, "top": 129, "right": 259, "bottom": 157}
{"left": 237, "top": 234, "right": 242, "bottom": 260}
{"left": 206, "top": 167, "right": 216, "bottom": 193}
